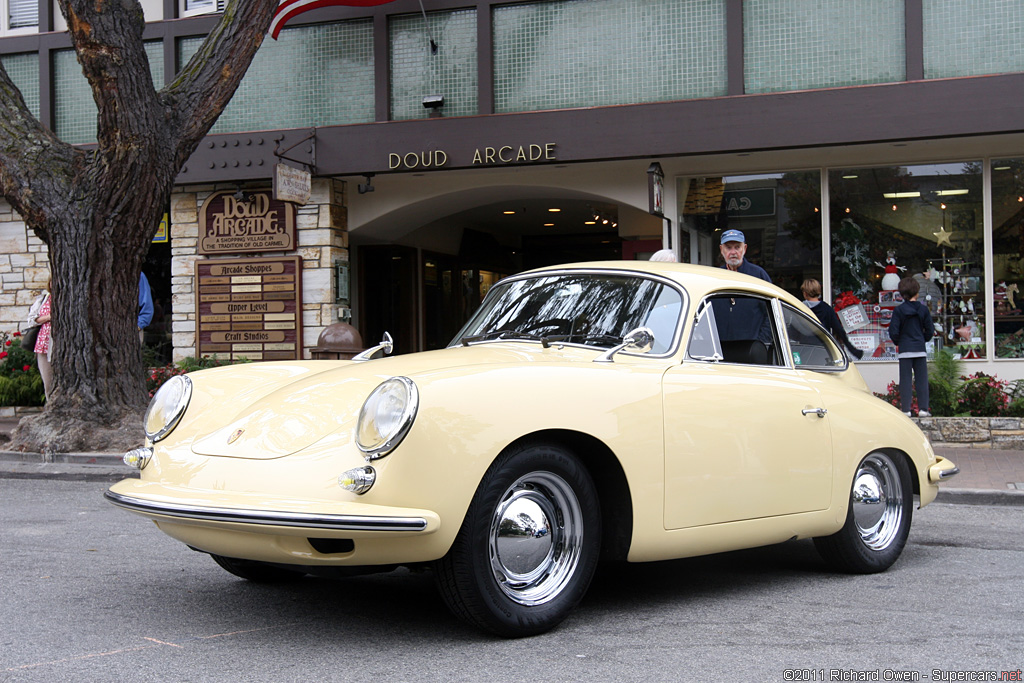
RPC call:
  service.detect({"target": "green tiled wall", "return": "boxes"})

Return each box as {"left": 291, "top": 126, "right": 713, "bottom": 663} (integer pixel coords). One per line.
{"left": 179, "top": 20, "right": 375, "bottom": 134}
{"left": 924, "top": 1, "right": 1024, "bottom": 78}
{"left": 0, "top": 52, "right": 39, "bottom": 120}
{"left": 744, "top": 0, "right": 905, "bottom": 93}
{"left": 55, "top": 42, "right": 164, "bottom": 145}
{"left": 390, "top": 9, "right": 477, "bottom": 120}
{"left": 493, "top": 0, "right": 726, "bottom": 113}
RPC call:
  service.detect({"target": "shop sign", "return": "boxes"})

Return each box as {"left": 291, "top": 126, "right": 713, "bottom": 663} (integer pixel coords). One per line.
{"left": 273, "top": 163, "right": 311, "bottom": 205}
{"left": 723, "top": 188, "right": 775, "bottom": 218}
{"left": 198, "top": 189, "right": 296, "bottom": 255}
{"left": 387, "top": 142, "right": 556, "bottom": 170}
{"left": 195, "top": 256, "right": 302, "bottom": 361}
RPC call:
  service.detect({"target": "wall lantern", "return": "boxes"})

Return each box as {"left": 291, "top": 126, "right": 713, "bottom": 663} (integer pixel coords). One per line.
{"left": 647, "top": 162, "right": 665, "bottom": 217}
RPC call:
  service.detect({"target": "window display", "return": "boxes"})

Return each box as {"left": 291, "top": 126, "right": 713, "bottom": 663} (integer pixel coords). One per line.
{"left": 991, "top": 159, "right": 1024, "bottom": 359}
{"left": 678, "top": 171, "right": 822, "bottom": 295}
{"left": 828, "top": 163, "right": 984, "bottom": 360}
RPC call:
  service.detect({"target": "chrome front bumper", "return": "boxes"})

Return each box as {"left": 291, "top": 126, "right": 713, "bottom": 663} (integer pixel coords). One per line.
{"left": 104, "top": 490, "right": 429, "bottom": 533}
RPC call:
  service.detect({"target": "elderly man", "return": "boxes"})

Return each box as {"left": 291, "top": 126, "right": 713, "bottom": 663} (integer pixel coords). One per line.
{"left": 719, "top": 229, "right": 771, "bottom": 282}
{"left": 714, "top": 229, "right": 774, "bottom": 354}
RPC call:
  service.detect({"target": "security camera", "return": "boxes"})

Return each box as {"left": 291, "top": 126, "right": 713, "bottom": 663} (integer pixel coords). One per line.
{"left": 422, "top": 95, "right": 445, "bottom": 109}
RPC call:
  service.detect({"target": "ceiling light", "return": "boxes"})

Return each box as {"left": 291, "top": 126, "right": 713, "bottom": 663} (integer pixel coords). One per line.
{"left": 502, "top": 210, "right": 515, "bottom": 215}
{"left": 544, "top": 223, "right": 554, "bottom": 227}
{"left": 548, "top": 208, "right": 561, "bottom": 212}
{"left": 993, "top": 166, "right": 1011, "bottom": 171}
{"left": 935, "top": 189, "right": 969, "bottom": 196}
{"left": 882, "top": 192, "right": 921, "bottom": 199}
{"left": 584, "top": 220, "right": 596, "bottom": 225}
{"left": 842, "top": 175, "right": 858, "bottom": 179}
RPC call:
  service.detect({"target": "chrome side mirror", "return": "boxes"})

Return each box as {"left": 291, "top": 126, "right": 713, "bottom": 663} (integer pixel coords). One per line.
{"left": 352, "top": 331, "right": 394, "bottom": 362}
{"left": 593, "top": 327, "right": 655, "bottom": 363}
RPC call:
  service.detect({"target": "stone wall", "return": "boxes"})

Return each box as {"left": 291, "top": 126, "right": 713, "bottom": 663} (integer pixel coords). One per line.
{"left": 915, "top": 417, "right": 1024, "bottom": 450}
{"left": 169, "top": 178, "right": 348, "bottom": 362}
{"left": 0, "top": 200, "right": 49, "bottom": 334}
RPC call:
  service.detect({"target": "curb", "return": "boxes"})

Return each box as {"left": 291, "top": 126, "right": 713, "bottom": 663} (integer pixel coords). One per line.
{"left": 934, "top": 487, "right": 1024, "bottom": 507}
{"left": 0, "top": 450, "right": 134, "bottom": 483}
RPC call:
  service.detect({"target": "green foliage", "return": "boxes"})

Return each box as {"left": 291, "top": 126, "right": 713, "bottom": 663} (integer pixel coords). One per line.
{"left": 927, "top": 350, "right": 965, "bottom": 416}
{"left": 0, "top": 330, "right": 45, "bottom": 406}
{"left": 873, "top": 352, "right": 1019, "bottom": 418}
{"left": 957, "top": 372, "right": 1011, "bottom": 417}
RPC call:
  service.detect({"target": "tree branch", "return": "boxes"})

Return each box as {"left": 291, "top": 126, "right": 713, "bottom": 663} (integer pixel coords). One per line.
{"left": 162, "top": 0, "right": 278, "bottom": 168}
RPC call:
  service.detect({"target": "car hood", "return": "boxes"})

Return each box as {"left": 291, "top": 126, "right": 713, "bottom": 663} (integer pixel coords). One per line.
{"left": 186, "top": 343, "right": 603, "bottom": 458}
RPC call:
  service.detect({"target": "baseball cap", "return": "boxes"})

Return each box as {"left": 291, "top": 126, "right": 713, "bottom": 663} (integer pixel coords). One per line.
{"left": 720, "top": 229, "right": 745, "bottom": 245}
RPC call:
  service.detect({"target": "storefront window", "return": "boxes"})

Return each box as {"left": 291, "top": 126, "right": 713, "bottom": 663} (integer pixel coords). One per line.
{"left": 828, "top": 163, "right": 984, "bottom": 360}
{"left": 678, "top": 171, "right": 822, "bottom": 296}
{"left": 991, "top": 160, "right": 1024, "bottom": 359}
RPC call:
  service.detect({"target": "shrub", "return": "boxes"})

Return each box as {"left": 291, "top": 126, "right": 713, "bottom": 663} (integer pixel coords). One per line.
{"left": 927, "top": 350, "right": 965, "bottom": 417}
{"left": 0, "top": 330, "right": 44, "bottom": 406}
{"left": 875, "top": 380, "right": 919, "bottom": 414}
{"left": 957, "top": 372, "right": 1011, "bottom": 417}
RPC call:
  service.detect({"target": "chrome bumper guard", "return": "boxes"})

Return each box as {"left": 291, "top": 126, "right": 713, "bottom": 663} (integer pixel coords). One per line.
{"left": 103, "top": 490, "right": 428, "bottom": 532}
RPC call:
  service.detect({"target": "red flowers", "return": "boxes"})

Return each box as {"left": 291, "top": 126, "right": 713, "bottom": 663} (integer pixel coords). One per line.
{"left": 0, "top": 351, "right": 7, "bottom": 359}
{"left": 3, "top": 340, "right": 10, "bottom": 346}
{"left": 22, "top": 365, "right": 29, "bottom": 372}
{"left": 12, "top": 331, "right": 20, "bottom": 337}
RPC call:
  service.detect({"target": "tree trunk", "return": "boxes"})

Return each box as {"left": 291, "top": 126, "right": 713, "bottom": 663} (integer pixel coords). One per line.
{"left": 1, "top": 0, "right": 278, "bottom": 453}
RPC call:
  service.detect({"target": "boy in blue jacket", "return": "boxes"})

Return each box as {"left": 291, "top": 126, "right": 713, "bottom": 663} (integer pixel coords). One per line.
{"left": 887, "top": 276, "right": 935, "bottom": 417}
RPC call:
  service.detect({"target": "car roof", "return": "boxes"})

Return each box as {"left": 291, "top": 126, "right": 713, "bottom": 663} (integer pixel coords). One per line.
{"left": 522, "top": 260, "right": 806, "bottom": 310}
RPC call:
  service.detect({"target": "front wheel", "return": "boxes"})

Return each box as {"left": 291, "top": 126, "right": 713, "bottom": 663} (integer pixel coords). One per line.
{"left": 813, "top": 451, "right": 913, "bottom": 574}
{"left": 434, "top": 442, "right": 601, "bottom": 637}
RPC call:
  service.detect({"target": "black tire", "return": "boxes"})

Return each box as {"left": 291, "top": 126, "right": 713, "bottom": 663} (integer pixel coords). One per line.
{"left": 434, "top": 442, "right": 602, "bottom": 637}
{"left": 210, "top": 555, "right": 306, "bottom": 583}
{"left": 813, "top": 451, "right": 913, "bottom": 574}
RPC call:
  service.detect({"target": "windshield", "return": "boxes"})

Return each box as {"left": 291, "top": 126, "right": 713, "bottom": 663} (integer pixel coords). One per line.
{"left": 452, "top": 272, "right": 683, "bottom": 354}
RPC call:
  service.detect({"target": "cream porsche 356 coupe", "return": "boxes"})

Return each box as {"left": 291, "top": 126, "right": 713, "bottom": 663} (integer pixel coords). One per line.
{"left": 106, "top": 261, "right": 959, "bottom": 637}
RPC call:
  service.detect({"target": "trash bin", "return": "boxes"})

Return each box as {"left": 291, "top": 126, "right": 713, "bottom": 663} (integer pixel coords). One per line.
{"left": 311, "top": 322, "right": 364, "bottom": 360}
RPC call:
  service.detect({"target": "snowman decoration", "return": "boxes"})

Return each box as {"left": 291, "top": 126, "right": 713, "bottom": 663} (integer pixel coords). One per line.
{"left": 877, "top": 251, "right": 905, "bottom": 291}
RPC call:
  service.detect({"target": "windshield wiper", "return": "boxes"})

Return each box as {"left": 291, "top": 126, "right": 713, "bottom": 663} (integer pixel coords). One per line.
{"left": 460, "top": 330, "right": 566, "bottom": 348}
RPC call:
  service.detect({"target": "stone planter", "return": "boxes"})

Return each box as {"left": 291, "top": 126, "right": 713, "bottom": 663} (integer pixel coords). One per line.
{"left": 914, "top": 416, "right": 1024, "bottom": 450}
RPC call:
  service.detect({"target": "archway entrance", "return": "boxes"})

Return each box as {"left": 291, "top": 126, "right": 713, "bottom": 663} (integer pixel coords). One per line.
{"left": 357, "top": 195, "right": 659, "bottom": 352}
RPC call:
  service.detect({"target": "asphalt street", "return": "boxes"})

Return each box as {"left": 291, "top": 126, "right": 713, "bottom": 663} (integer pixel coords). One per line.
{"left": 1, "top": 478, "right": 1021, "bottom": 683}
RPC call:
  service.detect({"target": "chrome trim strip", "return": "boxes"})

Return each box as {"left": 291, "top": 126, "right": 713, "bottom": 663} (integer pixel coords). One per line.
{"left": 938, "top": 466, "right": 960, "bottom": 480}
{"left": 103, "top": 490, "right": 428, "bottom": 532}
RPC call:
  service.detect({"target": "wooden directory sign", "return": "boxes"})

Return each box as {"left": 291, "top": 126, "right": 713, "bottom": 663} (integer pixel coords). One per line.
{"left": 196, "top": 256, "right": 302, "bottom": 361}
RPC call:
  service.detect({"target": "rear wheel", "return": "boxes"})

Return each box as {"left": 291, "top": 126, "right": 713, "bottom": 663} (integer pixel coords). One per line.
{"left": 210, "top": 555, "right": 306, "bottom": 583}
{"left": 435, "top": 442, "right": 601, "bottom": 637}
{"left": 814, "top": 452, "right": 913, "bottom": 573}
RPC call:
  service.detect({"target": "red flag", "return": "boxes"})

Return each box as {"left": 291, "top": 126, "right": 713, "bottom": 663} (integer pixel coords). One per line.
{"left": 270, "top": 0, "right": 398, "bottom": 40}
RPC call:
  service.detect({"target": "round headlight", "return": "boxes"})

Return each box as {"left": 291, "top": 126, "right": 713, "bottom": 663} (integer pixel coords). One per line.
{"left": 356, "top": 377, "right": 418, "bottom": 459}
{"left": 145, "top": 375, "right": 193, "bottom": 442}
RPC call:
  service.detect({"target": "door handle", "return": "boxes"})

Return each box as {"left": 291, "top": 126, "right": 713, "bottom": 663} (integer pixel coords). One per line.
{"left": 802, "top": 407, "right": 827, "bottom": 418}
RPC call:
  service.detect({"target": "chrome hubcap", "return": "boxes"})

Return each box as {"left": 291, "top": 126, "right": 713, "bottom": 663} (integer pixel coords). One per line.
{"left": 851, "top": 454, "right": 903, "bottom": 550}
{"left": 489, "top": 471, "right": 583, "bottom": 606}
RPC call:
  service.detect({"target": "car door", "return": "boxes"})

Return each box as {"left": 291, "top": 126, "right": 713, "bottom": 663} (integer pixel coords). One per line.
{"left": 662, "top": 293, "right": 834, "bottom": 530}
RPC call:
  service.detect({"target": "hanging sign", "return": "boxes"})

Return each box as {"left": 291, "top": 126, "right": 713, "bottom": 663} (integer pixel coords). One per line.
{"left": 198, "top": 189, "right": 296, "bottom": 255}
{"left": 273, "top": 163, "right": 311, "bottom": 205}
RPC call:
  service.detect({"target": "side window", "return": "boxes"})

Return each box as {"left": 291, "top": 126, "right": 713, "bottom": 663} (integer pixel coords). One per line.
{"left": 688, "top": 293, "right": 781, "bottom": 366}
{"left": 783, "top": 305, "right": 846, "bottom": 370}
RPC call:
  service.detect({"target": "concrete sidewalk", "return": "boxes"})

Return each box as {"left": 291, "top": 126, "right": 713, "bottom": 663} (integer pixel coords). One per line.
{"left": 1, "top": 417, "right": 1023, "bottom": 504}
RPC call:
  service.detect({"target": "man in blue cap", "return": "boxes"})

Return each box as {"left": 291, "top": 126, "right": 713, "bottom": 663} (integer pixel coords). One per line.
{"left": 714, "top": 229, "right": 774, "bottom": 353}
{"left": 719, "top": 229, "right": 771, "bottom": 282}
